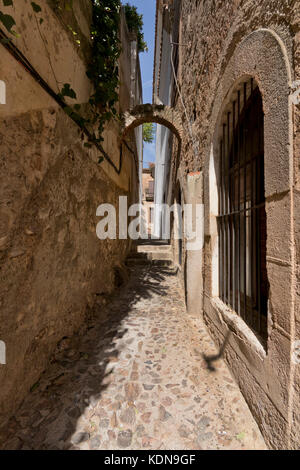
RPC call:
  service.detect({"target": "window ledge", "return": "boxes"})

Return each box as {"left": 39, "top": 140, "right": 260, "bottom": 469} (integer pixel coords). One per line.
{"left": 211, "top": 297, "right": 267, "bottom": 361}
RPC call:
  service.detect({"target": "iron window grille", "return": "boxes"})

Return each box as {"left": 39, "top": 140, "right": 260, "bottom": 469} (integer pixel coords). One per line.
{"left": 217, "top": 79, "right": 269, "bottom": 340}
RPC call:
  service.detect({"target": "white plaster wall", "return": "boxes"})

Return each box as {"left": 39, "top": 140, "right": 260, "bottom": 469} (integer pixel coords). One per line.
{"left": 153, "top": 28, "right": 173, "bottom": 238}
{"left": 135, "top": 125, "right": 143, "bottom": 205}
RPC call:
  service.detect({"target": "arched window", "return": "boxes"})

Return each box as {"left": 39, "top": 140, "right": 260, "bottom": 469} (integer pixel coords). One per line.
{"left": 0, "top": 80, "right": 6, "bottom": 104}
{"left": 218, "top": 79, "right": 269, "bottom": 339}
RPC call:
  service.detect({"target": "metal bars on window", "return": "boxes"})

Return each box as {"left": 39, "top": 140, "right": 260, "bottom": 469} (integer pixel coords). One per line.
{"left": 218, "top": 80, "right": 268, "bottom": 340}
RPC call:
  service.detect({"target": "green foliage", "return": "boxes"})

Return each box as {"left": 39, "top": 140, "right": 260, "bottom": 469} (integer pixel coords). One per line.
{"left": 87, "top": 0, "right": 122, "bottom": 138}
{"left": 50, "top": 0, "right": 73, "bottom": 12}
{"left": 59, "top": 83, "right": 77, "bottom": 100}
{"left": 0, "top": 0, "right": 147, "bottom": 153}
{"left": 0, "top": 0, "right": 42, "bottom": 34}
{"left": 0, "top": 0, "right": 15, "bottom": 34}
{"left": 65, "top": 0, "right": 73, "bottom": 11}
{"left": 0, "top": 0, "right": 122, "bottom": 141}
{"left": 143, "top": 123, "right": 155, "bottom": 144}
{"left": 124, "top": 3, "right": 147, "bottom": 53}
{"left": 0, "top": 10, "right": 15, "bottom": 32}
{"left": 52, "top": 0, "right": 122, "bottom": 145}
{"left": 31, "top": 2, "right": 42, "bottom": 13}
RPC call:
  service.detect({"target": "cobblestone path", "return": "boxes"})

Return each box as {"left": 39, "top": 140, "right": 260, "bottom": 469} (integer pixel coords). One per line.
{"left": 0, "top": 266, "right": 266, "bottom": 450}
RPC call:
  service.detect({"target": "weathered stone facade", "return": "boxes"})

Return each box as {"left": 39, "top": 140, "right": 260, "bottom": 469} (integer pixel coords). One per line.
{"left": 123, "top": 104, "right": 183, "bottom": 141}
{"left": 154, "top": 0, "right": 300, "bottom": 449}
{"left": 0, "top": 2, "right": 141, "bottom": 426}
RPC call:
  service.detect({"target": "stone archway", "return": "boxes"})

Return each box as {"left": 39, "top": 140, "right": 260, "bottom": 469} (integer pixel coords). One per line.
{"left": 122, "top": 103, "right": 183, "bottom": 243}
{"left": 122, "top": 103, "right": 183, "bottom": 142}
{"left": 122, "top": 103, "right": 183, "bottom": 176}
{"left": 203, "top": 28, "right": 294, "bottom": 449}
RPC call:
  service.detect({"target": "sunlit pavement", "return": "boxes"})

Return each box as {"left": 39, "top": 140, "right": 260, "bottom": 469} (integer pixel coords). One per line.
{"left": 0, "top": 265, "right": 266, "bottom": 450}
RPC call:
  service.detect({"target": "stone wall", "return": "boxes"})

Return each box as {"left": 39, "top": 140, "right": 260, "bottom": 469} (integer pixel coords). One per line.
{"left": 0, "top": 1, "right": 140, "bottom": 425}
{"left": 162, "top": 0, "right": 300, "bottom": 449}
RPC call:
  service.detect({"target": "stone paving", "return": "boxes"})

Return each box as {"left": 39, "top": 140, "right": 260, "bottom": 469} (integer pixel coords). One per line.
{"left": 0, "top": 265, "right": 267, "bottom": 450}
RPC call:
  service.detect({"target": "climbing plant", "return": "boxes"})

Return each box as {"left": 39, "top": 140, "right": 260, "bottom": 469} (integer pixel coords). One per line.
{"left": 0, "top": 1, "right": 43, "bottom": 34}
{"left": 0, "top": 0, "right": 17, "bottom": 34}
{"left": 0, "top": 0, "right": 146, "bottom": 146}
{"left": 124, "top": 2, "right": 147, "bottom": 53}
{"left": 86, "top": 0, "right": 122, "bottom": 138}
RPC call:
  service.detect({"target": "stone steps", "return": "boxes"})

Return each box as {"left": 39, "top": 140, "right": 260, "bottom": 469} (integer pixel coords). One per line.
{"left": 126, "top": 243, "right": 173, "bottom": 267}
{"left": 125, "top": 258, "right": 173, "bottom": 267}
{"left": 137, "top": 245, "right": 171, "bottom": 253}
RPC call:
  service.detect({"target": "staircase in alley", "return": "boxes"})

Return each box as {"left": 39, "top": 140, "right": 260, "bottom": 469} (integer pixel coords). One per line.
{"left": 0, "top": 247, "right": 267, "bottom": 450}
{"left": 126, "top": 241, "right": 173, "bottom": 268}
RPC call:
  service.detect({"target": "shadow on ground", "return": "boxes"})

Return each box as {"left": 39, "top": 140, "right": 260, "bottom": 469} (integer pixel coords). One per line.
{"left": 0, "top": 266, "right": 175, "bottom": 450}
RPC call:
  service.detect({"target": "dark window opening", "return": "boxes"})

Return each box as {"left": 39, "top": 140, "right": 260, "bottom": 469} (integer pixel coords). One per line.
{"left": 177, "top": 188, "right": 183, "bottom": 266}
{"left": 217, "top": 80, "right": 269, "bottom": 340}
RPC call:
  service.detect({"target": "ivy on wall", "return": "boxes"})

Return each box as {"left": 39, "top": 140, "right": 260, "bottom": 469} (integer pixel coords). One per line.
{"left": 124, "top": 2, "right": 147, "bottom": 53}
{"left": 0, "top": 0, "right": 17, "bottom": 34}
{"left": 0, "top": 0, "right": 146, "bottom": 144}
{"left": 87, "top": 0, "right": 121, "bottom": 138}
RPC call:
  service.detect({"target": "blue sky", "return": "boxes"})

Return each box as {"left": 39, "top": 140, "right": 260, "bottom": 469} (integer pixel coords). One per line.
{"left": 125, "top": 0, "right": 156, "bottom": 167}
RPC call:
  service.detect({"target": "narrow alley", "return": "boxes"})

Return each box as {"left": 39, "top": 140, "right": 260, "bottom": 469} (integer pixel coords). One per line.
{"left": 0, "top": 247, "right": 266, "bottom": 450}
{"left": 0, "top": 0, "right": 299, "bottom": 453}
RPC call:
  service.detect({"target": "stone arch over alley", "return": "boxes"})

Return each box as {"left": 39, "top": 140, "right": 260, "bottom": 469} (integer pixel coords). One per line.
{"left": 0, "top": 0, "right": 299, "bottom": 452}
{"left": 123, "top": 103, "right": 183, "bottom": 241}
{"left": 122, "top": 103, "right": 183, "bottom": 143}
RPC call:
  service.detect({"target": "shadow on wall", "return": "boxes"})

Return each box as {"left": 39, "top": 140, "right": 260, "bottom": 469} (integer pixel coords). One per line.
{"left": 202, "top": 332, "right": 231, "bottom": 372}
{"left": 0, "top": 267, "right": 175, "bottom": 450}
